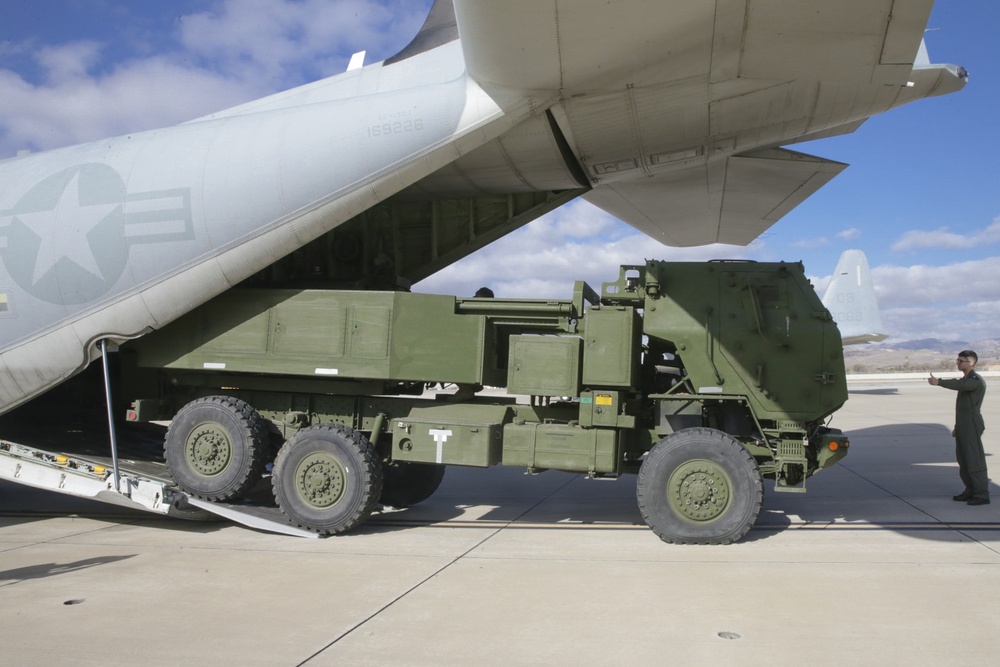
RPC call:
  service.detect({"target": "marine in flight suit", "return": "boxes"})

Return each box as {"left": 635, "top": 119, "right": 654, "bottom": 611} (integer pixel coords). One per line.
{"left": 929, "top": 350, "right": 989, "bottom": 505}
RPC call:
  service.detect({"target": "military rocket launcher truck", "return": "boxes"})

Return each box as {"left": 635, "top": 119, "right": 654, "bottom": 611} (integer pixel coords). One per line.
{"left": 120, "top": 259, "right": 849, "bottom": 544}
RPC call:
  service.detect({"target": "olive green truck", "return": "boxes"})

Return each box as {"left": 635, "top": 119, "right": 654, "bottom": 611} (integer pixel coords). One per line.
{"left": 119, "top": 259, "right": 850, "bottom": 544}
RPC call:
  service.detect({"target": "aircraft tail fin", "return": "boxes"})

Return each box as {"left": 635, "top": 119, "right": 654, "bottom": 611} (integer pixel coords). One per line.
{"left": 822, "top": 249, "right": 888, "bottom": 345}
{"left": 384, "top": 0, "right": 458, "bottom": 65}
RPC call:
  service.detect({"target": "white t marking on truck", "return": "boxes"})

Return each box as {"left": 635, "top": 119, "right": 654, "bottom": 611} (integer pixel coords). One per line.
{"left": 428, "top": 429, "right": 452, "bottom": 464}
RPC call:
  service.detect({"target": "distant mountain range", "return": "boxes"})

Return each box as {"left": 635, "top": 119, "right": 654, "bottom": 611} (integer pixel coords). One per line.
{"left": 843, "top": 338, "right": 1000, "bottom": 372}
{"left": 866, "top": 338, "right": 1000, "bottom": 355}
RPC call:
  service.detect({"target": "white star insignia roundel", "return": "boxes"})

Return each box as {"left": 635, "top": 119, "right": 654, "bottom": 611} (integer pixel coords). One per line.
{"left": 15, "top": 172, "right": 120, "bottom": 285}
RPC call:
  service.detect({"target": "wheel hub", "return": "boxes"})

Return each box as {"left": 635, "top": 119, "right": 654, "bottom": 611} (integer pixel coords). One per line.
{"left": 185, "top": 424, "right": 233, "bottom": 476}
{"left": 667, "top": 459, "right": 732, "bottom": 523}
{"left": 295, "top": 453, "right": 346, "bottom": 508}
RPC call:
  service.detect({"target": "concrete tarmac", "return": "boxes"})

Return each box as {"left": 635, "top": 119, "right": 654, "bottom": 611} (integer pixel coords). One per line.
{"left": 2, "top": 379, "right": 999, "bottom": 666}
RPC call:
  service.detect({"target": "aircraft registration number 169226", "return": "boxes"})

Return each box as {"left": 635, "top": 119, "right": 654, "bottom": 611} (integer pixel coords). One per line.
{"left": 368, "top": 119, "right": 424, "bottom": 136}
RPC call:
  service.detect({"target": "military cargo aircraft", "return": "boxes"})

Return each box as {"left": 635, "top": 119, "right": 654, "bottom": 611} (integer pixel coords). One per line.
{"left": 0, "top": 0, "right": 966, "bottom": 415}
{"left": 823, "top": 249, "right": 888, "bottom": 345}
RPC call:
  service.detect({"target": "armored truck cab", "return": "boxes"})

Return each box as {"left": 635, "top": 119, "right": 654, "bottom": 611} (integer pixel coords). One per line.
{"left": 121, "top": 259, "right": 849, "bottom": 544}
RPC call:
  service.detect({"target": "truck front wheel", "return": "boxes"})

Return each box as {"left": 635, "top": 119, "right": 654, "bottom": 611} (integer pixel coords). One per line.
{"left": 637, "top": 428, "right": 763, "bottom": 545}
{"left": 272, "top": 424, "right": 383, "bottom": 535}
{"left": 164, "top": 396, "right": 269, "bottom": 502}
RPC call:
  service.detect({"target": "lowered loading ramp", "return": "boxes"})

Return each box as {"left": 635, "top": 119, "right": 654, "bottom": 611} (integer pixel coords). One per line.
{"left": 0, "top": 437, "right": 317, "bottom": 538}
{"left": 0, "top": 343, "right": 317, "bottom": 537}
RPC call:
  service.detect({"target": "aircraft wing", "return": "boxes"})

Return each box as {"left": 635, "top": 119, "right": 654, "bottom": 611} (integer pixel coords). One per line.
{"left": 454, "top": 0, "right": 966, "bottom": 246}
{"left": 456, "top": 0, "right": 948, "bottom": 92}
{"left": 581, "top": 148, "right": 847, "bottom": 246}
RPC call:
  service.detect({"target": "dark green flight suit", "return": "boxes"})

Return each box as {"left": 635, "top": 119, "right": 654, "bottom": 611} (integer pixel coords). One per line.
{"left": 937, "top": 370, "right": 989, "bottom": 500}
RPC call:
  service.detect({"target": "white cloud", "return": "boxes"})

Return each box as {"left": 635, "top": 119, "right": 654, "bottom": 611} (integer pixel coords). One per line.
{"left": 0, "top": 53, "right": 257, "bottom": 153}
{"left": 872, "top": 257, "right": 1000, "bottom": 307}
{"left": 891, "top": 217, "right": 1000, "bottom": 252}
{"left": 811, "top": 275, "right": 831, "bottom": 294}
{"left": 414, "top": 200, "right": 757, "bottom": 298}
{"left": 837, "top": 227, "right": 861, "bottom": 240}
{"left": 36, "top": 41, "right": 104, "bottom": 83}
{"left": 881, "top": 304, "right": 996, "bottom": 343}
{"left": 804, "top": 253, "right": 1000, "bottom": 342}
{"left": 179, "top": 0, "right": 430, "bottom": 80}
{"left": 791, "top": 236, "right": 828, "bottom": 249}
{"left": 0, "top": 0, "right": 429, "bottom": 156}
{"left": 838, "top": 257, "right": 1000, "bottom": 341}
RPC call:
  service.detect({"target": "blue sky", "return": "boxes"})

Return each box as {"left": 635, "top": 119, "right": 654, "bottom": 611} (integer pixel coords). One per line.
{"left": 1, "top": 0, "right": 996, "bottom": 343}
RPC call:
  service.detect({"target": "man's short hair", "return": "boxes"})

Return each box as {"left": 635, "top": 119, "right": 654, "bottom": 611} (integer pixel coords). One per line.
{"left": 959, "top": 349, "right": 978, "bottom": 363}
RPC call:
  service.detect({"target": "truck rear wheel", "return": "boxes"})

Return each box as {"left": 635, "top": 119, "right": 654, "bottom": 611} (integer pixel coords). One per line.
{"left": 272, "top": 424, "right": 383, "bottom": 535}
{"left": 637, "top": 427, "right": 762, "bottom": 545}
{"left": 164, "top": 396, "right": 269, "bottom": 502}
{"left": 380, "top": 462, "right": 446, "bottom": 508}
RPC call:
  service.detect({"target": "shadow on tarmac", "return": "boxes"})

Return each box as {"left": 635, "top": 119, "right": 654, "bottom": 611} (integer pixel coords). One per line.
{"left": 848, "top": 388, "right": 900, "bottom": 395}
{"left": 757, "top": 422, "right": 998, "bottom": 541}
{"left": 0, "top": 555, "right": 136, "bottom": 586}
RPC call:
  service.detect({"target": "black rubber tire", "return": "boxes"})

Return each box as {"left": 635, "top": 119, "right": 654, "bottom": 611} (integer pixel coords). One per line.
{"left": 272, "top": 424, "right": 383, "bottom": 535}
{"left": 379, "top": 462, "right": 446, "bottom": 508}
{"left": 164, "top": 396, "right": 269, "bottom": 502}
{"left": 636, "top": 427, "right": 763, "bottom": 545}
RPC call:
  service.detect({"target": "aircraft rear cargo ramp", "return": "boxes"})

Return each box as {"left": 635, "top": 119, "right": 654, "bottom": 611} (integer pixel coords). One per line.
{"left": 0, "top": 422, "right": 317, "bottom": 537}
